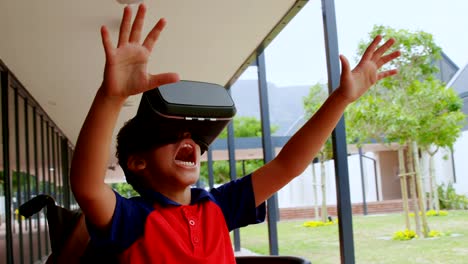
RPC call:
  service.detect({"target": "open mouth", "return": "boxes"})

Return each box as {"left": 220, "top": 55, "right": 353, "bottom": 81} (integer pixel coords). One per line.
{"left": 174, "top": 140, "right": 197, "bottom": 167}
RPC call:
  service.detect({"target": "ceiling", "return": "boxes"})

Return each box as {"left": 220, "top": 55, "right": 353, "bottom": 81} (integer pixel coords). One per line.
{"left": 0, "top": 0, "right": 307, "bottom": 180}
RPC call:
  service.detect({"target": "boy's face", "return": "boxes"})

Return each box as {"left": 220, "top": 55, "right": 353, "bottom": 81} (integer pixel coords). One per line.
{"left": 141, "top": 132, "right": 201, "bottom": 190}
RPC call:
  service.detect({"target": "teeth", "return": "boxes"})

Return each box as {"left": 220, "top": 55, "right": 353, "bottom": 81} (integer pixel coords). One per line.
{"left": 174, "top": 143, "right": 195, "bottom": 167}
{"left": 183, "top": 144, "right": 193, "bottom": 149}
{"left": 175, "top": 160, "right": 195, "bottom": 166}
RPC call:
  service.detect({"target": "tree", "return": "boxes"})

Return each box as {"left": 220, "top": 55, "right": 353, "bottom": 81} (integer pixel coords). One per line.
{"left": 347, "top": 26, "right": 442, "bottom": 145}
{"left": 410, "top": 79, "right": 465, "bottom": 212}
{"left": 218, "top": 116, "right": 267, "bottom": 138}
{"left": 111, "top": 182, "right": 139, "bottom": 198}
{"left": 347, "top": 25, "right": 465, "bottom": 237}
{"left": 199, "top": 116, "right": 278, "bottom": 185}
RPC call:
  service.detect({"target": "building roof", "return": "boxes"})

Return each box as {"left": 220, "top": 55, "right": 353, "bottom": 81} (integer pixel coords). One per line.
{"left": 435, "top": 52, "right": 459, "bottom": 84}
{"left": 448, "top": 63, "right": 468, "bottom": 96}
{"left": 447, "top": 60, "right": 468, "bottom": 131}
{"left": 0, "top": 0, "right": 306, "bottom": 149}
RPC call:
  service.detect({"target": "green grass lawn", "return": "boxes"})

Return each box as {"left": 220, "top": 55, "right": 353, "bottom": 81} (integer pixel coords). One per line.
{"left": 236, "top": 210, "right": 468, "bottom": 264}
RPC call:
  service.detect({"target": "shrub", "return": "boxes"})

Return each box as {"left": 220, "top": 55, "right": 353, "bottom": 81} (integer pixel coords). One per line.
{"left": 409, "top": 210, "right": 448, "bottom": 217}
{"left": 393, "top": 229, "right": 417, "bottom": 241}
{"left": 426, "top": 209, "right": 448, "bottom": 216}
{"left": 393, "top": 229, "right": 447, "bottom": 240}
{"left": 428, "top": 230, "right": 442, "bottom": 238}
{"left": 438, "top": 184, "right": 468, "bottom": 209}
{"left": 303, "top": 219, "right": 338, "bottom": 228}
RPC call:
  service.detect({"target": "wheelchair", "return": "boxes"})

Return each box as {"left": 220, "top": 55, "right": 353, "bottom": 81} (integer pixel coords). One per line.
{"left": 19, "top": 195, "right": 310, "bottom": 264}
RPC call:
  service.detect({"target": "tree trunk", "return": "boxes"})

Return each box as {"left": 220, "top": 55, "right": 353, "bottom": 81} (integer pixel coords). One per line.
{"left": 428, "top": 150, "right": 440, "bottom": 213}
{"left": 320, "top": 158, "right": 328, "bottom": 223}
{"left": 412, "top": 141, "right": 430, "bottom": 237}
{"left": 407, "top": 143, "right": 422, "bottom": 237}
{"left": 420, "top": 151, "right": 433, "bottom": 211}
{"left": 312, "top": 162, "right": 319, "bottom": 221}
{"left": 427, "top": 155, "right": 434, "bottom": 211}
{"left": 398, "top": 147, "right": 411, "bottom": 230}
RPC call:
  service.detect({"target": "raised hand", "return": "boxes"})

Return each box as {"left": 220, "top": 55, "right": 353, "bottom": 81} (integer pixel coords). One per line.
{"left": 100, "top": 4, "right": 179, "bottom": 100}
{"left": 337, "top": 35, "right": 400, "bottom": 103}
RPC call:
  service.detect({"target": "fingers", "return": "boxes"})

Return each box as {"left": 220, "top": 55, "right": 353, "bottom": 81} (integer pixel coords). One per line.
{"left": 100, "top": 26, "right": 114, "bottom": 59}
{"left": 115, "top": 3, "right": 165, "bottom": 52}
{"left": 361, "top": 35, "right": 399, "bottom": 70}
{"left": 117, "top": 6, "right": 133, "bottom": 48}
{"left": 148, "top": 72, "right": 180, "bottom": 89}
{"left": 378, "top": 50, "right": 401, "bottom": 68}
{"left": 372, "top": 37, "right": 396, "bottom": 61}
{"left": 362, "top": 35, "right": 383, "bottom": 61}
{"left": 143, "top": 18, "right": 167, "bottom": 52}
{"left": 129, "top": 4, "right": 146, "bottom": 43}
{"left": 340, "top": 54, "right": 351, "bottom": 74}
{"left": 377, "top": 69, "right": 398, "bottom": 81}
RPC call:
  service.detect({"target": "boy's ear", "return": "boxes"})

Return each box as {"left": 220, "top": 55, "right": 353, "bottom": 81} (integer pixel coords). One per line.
{"left": 127, "top": 155, "right": 147, "bottom": 172}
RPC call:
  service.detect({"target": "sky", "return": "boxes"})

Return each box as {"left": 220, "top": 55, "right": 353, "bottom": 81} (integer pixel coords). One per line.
{"left": 239, "top": 0, "right": 468, "bottom": 87}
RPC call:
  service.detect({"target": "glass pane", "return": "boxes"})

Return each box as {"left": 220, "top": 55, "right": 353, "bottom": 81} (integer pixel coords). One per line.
{"left": 55, "top": 132, "right": 63, "bottom": 206}
{"left": 0, "top": 73, "right": 6, "bottom": 264}
{"left": 40, "top": 116, "right": 51, "bottom": 256}
{"left": 25, "top": 103, "right": 40, "bottom": 262}
{"left": 234, "top": 1, "right": 340, "bottom": 262}
{"left": 230, "top": 66, "right": 264, "bottom": 179}
{"left": 10, "top": 89, "right": 24, "bottom": 263}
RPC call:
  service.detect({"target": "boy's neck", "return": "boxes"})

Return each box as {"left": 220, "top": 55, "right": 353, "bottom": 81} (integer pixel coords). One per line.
{"left": 157, "top": 186, "right": 192, "bottom": 205}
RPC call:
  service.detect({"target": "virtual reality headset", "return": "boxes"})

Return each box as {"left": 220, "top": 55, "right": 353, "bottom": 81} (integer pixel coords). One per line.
{"left": 135, "top": 80, "right": 236, "bottom": 151}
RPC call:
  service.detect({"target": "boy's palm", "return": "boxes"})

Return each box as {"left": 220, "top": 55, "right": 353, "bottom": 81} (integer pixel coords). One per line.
{"left": 100, "top": 4, "right": 179, "bottom": 99}
{"left": 104, "top": 43, "right": 153, "bottom": 97}
{"left": 338, "top": 35, "right": 400, "bottom": 103}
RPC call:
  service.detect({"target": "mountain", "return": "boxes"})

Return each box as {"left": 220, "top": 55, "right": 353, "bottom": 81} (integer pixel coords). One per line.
{"left": 230, "top": 80, "right": 312, "bottom": 136}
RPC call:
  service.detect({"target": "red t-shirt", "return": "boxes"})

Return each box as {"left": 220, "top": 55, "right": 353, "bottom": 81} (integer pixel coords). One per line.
{"left": 87, "top": 174, "right": 266, "bottom": 263}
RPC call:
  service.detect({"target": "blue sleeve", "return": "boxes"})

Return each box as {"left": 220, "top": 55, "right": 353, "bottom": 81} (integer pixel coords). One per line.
{"left": 86, "top": 191, "right": 153, "bottom": 252}
{"left": 210, "top": 174, "right": 266, "bottom": 231}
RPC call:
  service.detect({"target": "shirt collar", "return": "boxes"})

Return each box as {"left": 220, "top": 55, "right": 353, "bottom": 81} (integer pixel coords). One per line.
{"left": 139, "top": 187, "right": 214, "bottom": 206}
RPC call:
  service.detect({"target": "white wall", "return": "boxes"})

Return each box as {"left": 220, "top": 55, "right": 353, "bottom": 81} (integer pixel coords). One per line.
{"left": 277, "top": 133, "right": 468, "bottom": 209}
{"left": 419, "top": 131, "right": 468, "bottom": 196}
{"left": 420, "top": 147, "right": 454, "bottom": 192}
{"left": 277, "top": 152, "right": 379, "bottom": 208}
{"left": 453, "top": 131, "right": 468, "bottom": 195}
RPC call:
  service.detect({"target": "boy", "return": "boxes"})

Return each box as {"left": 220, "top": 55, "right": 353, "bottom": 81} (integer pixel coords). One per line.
{"left": 70, "top": 3, "right": 400, "bottom": 263}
